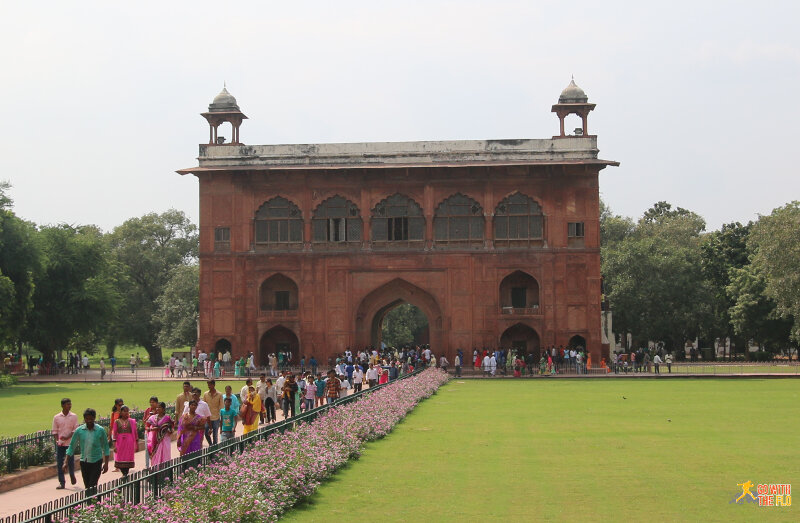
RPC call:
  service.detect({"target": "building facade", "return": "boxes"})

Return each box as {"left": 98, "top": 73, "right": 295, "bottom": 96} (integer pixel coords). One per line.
{"left": 178, "top": 81, "right": 618, "bottom": 365}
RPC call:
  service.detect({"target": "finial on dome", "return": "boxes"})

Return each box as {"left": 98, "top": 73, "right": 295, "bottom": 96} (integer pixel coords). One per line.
{"left": 558, "top": 77, "right": 588, "bottom": 104}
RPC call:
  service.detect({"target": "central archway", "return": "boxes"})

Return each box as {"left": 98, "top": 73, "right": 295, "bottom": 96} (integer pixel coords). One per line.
{"left": 355, "top": 278, "right": 443, "bottom": 351}
{"left": 375, "top": 302, "right": 430, "bottom": 348}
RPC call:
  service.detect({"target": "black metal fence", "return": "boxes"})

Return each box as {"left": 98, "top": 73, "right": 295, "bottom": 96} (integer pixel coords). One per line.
{"left": 2, "top": 369, "right": 422, "bottom": 523}
{"left": 0, "top": 407, "right": 178, "bottom": 477}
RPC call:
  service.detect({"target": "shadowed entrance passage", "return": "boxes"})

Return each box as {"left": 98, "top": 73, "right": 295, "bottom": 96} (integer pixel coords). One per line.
{"left": 355, "top": 279, "right": 442, "bottom": 350}
{"left": 259, "top": 325, "right": 299, "bottom": 366}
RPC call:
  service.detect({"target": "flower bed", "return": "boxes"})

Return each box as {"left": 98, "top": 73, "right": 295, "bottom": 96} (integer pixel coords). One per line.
{"left": 65, "top": 368, "right": 449, "bottom": 522}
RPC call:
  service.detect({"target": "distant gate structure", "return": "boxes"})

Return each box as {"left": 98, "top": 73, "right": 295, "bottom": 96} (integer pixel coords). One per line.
{"left": 178, "top": 79, "right": 618, "bottom": 365}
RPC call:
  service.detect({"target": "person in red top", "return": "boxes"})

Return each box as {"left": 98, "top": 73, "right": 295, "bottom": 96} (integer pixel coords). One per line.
{"left": 325, "top": 370, "right": 341, "bottom": 405}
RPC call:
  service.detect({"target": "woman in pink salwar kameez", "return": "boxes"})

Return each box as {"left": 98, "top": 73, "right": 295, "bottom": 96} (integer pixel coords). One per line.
{"left": 111, "top": 406, "right": 138, "bottom": 476}
{"left": 146, "top": 402, "right": 173, "bottom": 467}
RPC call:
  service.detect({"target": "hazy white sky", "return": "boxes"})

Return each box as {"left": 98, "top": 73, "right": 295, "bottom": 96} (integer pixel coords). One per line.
{"left": 1, "top": 1, "right": 798, "bottom": 231}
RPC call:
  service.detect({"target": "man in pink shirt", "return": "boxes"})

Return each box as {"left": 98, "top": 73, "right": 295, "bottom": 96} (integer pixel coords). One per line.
{"left": 52, "top": 398, "right": 78, "bottom": 489}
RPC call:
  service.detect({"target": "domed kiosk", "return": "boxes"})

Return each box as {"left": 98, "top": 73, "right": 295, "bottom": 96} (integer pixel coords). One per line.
{"left": 201, "top": 85, "right": 248, "bottom": 145}
{"left": 551, "top": 77, "right": 596, "bottom": 138}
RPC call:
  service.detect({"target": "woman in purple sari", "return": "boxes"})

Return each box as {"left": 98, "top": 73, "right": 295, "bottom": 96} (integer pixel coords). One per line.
{"left": 146, "top": 402, "right": 173, "bottom": 467}
{"left": 177, "top": 400, "right": 205, "bottom": 456}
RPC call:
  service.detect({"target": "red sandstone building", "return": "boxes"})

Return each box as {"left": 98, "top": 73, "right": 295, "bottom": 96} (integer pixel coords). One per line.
{"left": 178, "top": 80, "right": 618, "bottom": 365}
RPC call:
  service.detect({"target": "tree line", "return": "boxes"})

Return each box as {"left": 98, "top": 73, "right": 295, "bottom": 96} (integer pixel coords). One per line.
{"left": 0, "top": 182, "right": 198, "bottom": 366}
{"left": 602, "top": 199, "right": 800, "bottom": 357}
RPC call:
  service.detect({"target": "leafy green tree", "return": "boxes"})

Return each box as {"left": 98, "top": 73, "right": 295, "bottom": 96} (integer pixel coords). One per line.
{"left": 381, "top": 303, "right": 428, "bottom": 348}
{"left": 727, "top": 264, "right": 792, "bottom": 352}
{"left": 699, "top": 222, "right": 751, "bottom": 356}
{"left": 747, "top": 201, "right": 800, "bottom": 344}
{"left": 154, "top": 264, "right": 199, "bottom": 349}
{"left": 22, "top": 225, "right": 119, "bottom": 362}
{"left": 600, "top": 199, "right": 635, "bottom": 247}
{"left": 107, "top": 210, "right": 198, "bottom": 366}
{"left": 0, "top": 182, "right": 42, "bottom": 349}
{"left": 602, "top": 202, "right": 711, "bottom": 351}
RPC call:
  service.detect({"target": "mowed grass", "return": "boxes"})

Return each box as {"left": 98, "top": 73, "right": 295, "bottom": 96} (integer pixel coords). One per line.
{"left": 285, "top": 379, "right": 799, "bottom": 522}
{"left": 0, "top": 380, "right": 220, "bottom": 437}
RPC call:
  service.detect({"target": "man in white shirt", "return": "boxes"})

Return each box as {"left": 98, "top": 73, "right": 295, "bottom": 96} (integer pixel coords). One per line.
{"left": 338, "top": 375, "right": 350, "bottom": 398}
{"left": 488, "top": 355, "right": 497, "bottom": 376}
{"left": 352, "top": 366, "right": 364, "bottom": 392}
{"left": 365, "top": 364, "right": 379, "bottom": 387}
{"left": 257, "top": 374, "right": 269, "bottom": 423}
{"left": 240, "top": 378, "right": 253, "bottom": 403}
{"left": 482, "top": 354, "right": 491, "bottom": 376}
{"left": 182, "top": 388, "right": 211, "bottom": 432}
{"left": 274, "top": 373, "right": 286, "bottom": 416}
{"left": 653, "top": 353, "right": 663, "bottom": 374}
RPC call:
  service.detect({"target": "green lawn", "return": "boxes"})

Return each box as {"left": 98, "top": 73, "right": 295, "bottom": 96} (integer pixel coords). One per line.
{"left": 285, "top": 379, "right": 799, "bottom": 522}
{"left": 0, "top": 380, "right": 219, "bottom": 437}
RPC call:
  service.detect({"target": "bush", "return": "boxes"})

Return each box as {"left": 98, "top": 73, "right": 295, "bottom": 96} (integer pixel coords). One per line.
{"left": 0, "top": 373, "right": 18, "bottom": 388}
{"left": 747, "top": 351, "right": 774, "bottom": 362}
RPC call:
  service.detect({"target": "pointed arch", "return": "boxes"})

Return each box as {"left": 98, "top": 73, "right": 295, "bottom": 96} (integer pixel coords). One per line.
{"left": 494, "top": 192, "right": 544, "bottom": 247}
{"left": 500, "top": 322, "right": 541, "bottom": 358}
{"left": 255, "top": 196, "right": 303, "bottom": 246}
{"left": 259, "top": 325, "right": 299, "bottom": 366}
{"left": 370, "top": 193, "right": 424, "bottom": 247}
{"left": 355, "top": 278, "right": 443, "bottom": 350}
{"left": 311, "top": 195, "right": 362, "bottom": 245}
{"left": 433, "top": 193, "right": 484, "bottom": 247}
{"left": 259, "top": 273, "right": 299, "bottom": 311}
{"left": 499, "top": 270, "right": 540, "bottom": 311}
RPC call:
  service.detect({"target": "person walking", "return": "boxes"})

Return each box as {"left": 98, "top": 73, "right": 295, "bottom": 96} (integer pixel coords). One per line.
{"left": 326, "top": 371, "right": 341, "bottom": 405}
{"left": 352, "top": 365, "right": 364, "bottom": 392}
{"left": 142, "top": 396, "right": 159, "bottom": 468}
{"left": 146, "top": 402, "right": 173, "bottom": 467}
{"left": 665, "top": 353, "right": 673, "bottom": 373}
{"left": 110, "top": 405, "right": 138, "bottom": 477}
{"left": 129, "top": 354, "right": 136, "bottom": 374}
{"left": 257, "top": 374, "right": 269, "bottom": 424}
{"left": 219, "top": 397, "right": 238, "bottom": 442}
{"left": 282, "top": 375, "right": 299, "bottom": 418}
{"left": 52, "top": 398, "right": 78, "bottom": 489}
{"left": 203, "top": 380, "right": 223, "bottom": 445}
{"left": 176, "top": 382, "right": 192, "bottom": 420}
{"left": 241, "top": 386, "right": 261, "bottom": 434}
{"left": 64, "top": 409, "right": 109, "bottom": 494}
{"left": 264, "top": 379, "right": 277, "bottom": 423}
{"left": 454, "top": 353, "right": 462, "bottom": 377}
{"left": 653, "top": 353, "right": 663, "bottom": 374}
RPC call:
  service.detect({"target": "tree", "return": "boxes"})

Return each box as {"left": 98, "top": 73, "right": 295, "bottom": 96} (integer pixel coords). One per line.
{"left": 727, "top": 264, "right": 792, "bottom": 352}
{"left": 107, "top": 210, "right": 198, "bottom": 366}
{"left": 0, "top": 182, "right": 42, "bottom": 349}
{"left": 699, "top": 222, "right": 751, "bottom": 356}
{"left": 154, "top": 264, "right": 199, "bottom": 349}
{"left": 381, "top": 303, "right": 428, "bottom": 348}
{"left": 602, "top": 202, "right": 711, "bottom": 351}
{"left": 747, "top": 202, "right": 800, "bottom": 344}
{"left": 599, "top": 199, "right": 635, "bottom": 247}
{"left": 22, "top": 225, "right": 119, "bottom": 362}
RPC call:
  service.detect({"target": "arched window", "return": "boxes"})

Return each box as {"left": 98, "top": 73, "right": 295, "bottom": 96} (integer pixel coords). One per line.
{"left": 259, "top": 274, "right": 299, "bottom": 311}
{"left": 433, "top": 193, "right": 484, "bottom": 247}
{"left": 254, "top": 197, "right": 303, "bottom": 247}
{"left": 494, "top": 193, "right": 544, "bottom": 247}
{"left": 370, "top": 194, "right": 424, "bottom": 247}
{"left": 312, "top": 196, "right": 362, "bottom": 246}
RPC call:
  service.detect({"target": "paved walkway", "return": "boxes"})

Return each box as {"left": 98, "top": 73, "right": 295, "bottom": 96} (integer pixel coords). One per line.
{"left": 0, "top": 402, "right": 313, "bottom": 518}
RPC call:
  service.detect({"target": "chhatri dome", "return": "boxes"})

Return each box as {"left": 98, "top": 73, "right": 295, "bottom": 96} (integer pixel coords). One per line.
{"left": 208, "top": 85, "right": 241, "bottom": 113}
{"left": 558, "top": 77, "right": 588, "bottom": 104}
